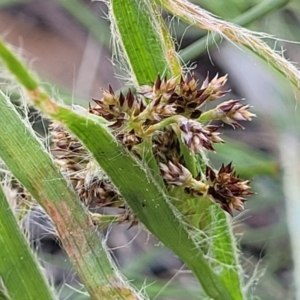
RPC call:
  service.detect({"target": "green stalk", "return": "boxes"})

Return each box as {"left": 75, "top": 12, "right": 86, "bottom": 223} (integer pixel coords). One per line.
{"left": 174, "top": 194, "right": 244, "bottom": 300}
{"left": 0, "top": 87, "right": 141, "bottom": 299}
{"left": 0, "top": 184, "right": 55, "bottom": 300}
{"left": 140, "top": 1, "right": 248, "bottom": 296}
{"left": 149, "top": 1, "right": 182, "bottom": 76}
{"left": 0, "top": 41, "right": 38, "bottom": 90}
{"left": 208, "top": 206, "right": 244, "bottom": 299}
{"left": 180, "top": 0, "right": 290, "bottom": 62}
{"left": 110, "top": 0, "right": 181, "bottom": 85}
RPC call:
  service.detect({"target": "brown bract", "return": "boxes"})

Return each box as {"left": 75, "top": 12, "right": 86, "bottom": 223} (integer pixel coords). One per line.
{"left": 200, "top": 74, "right": 230, "bottom": 102}
{"left": 49, "top": 121, "right": 123, "bottom": 209}
{"left": 206, "top": 163, "right": 253, "bottom": 215}
{"left": 160, "top": 161, "right": 193, "bottom": 186}
{"left": 215, "top": 100, "right": 256, "bottom": 129}
{"left": 177, "top": 118, "right": 223, "bottom": 152}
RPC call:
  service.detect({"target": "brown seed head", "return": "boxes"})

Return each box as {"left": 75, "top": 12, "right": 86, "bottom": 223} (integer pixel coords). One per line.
{"left": 206, "top": 163, "right": 253, "bottom": 215}
{"left": 139, "top": 75, "right": 177, "bottom": 102}
{"left": 215, "top": 100, "right": 256, "bottom": 129}
{"left": 176, "top": 118, "right": 223, "bottom": 153}
{"left": 140, "top": 95, "right": 177, "bottom": 121}
{"left": 160, "top": 161, "right": 193, "bottom": 186}
{"left": 153, "top": 129, "right": 180, "bottom": 161}
{"left": 200, "top": 74, "right": 230, "bottom": 102}
{"left": 175, "top": 74, "right": 205, "bottom": 115}
{"left": 49, "top": 121, "right": 127, "bottom": 212}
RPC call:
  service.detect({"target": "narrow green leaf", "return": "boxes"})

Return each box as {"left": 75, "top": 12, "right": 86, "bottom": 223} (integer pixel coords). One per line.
{"left": 208, "top": 206, "right": 244, "bottom": 300}
{"left": 0, "top": 40, "right": 38, "bottom": 90}
{"left": 110, "top": 0, "right": 181, "bottom": 85}
{"left": 0, "top": 90, "right": 140, "bottom": 300}
{"left": 149, "top": 2, "right": 182, "bottom": 76}
{"left": 0, "top": 184, "right": 55, "bottom": 300}
{"left": 174, "top": 194, "right": 245, "bottom": 300}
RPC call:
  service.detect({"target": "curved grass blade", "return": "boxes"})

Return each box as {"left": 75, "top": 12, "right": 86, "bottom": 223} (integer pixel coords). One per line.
{"left": 180, "top": 0, "right": 290, "bottom": 62}
{"left": 110, "top": 0, "right": 181, "bottom": 85}
{"left": 0, "top": 90, "right": 142, "bottom": 300}
{"left": 0, "top": 184, "right": 56, "bottom": 300}
{"left": 158, "top": 0, "right": 300, "bottom": 91}
{"left": 174, "top": 192, "right": 245, "bottom": 300}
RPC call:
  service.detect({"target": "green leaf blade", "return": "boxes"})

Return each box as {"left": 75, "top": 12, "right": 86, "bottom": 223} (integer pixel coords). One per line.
{"left": 0, "top": 90, "right": 139, "bottom": 300}
{"left": 111, "top": 0, "right": 181, "bottom": 85}
{"left": 0, "top": 184, "right": 55, "bottom": 300}
{"left": 0, "top": 40, "right": 38, "bottom": 90}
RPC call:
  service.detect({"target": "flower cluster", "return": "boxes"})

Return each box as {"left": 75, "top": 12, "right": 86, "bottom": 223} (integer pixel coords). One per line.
{"left": 205, "top": 163, "right": 253, "bottom": 215}
{"left": 49, "top": 73, "right": 255, "bottom": 222}
{"left": 50, "top": 121, "right": 121, "bottom": 207}
{"left": 160, "top": 161, "right": 253, "bottom": 215}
